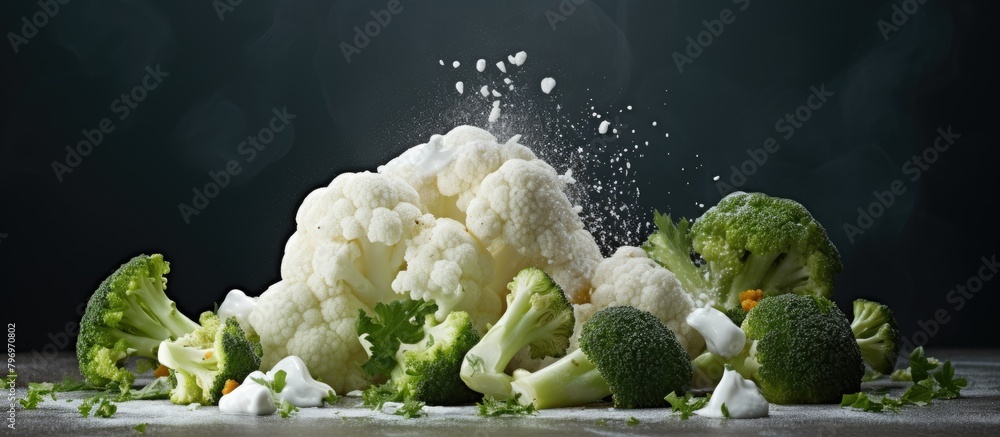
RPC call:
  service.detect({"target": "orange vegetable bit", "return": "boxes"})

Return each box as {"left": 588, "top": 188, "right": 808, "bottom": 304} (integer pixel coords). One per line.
{"left": 222, "top": 379, "right": 240, "bottom": 396}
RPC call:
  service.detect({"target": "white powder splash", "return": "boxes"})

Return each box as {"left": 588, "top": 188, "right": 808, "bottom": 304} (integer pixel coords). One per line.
{"left": 541, "top": 77, "right": 556, "bottom": 94}
{"left": 421, "top": 49, "right": 659, "bottom": 252}
{"left": 598, "top": 120, "right": 610, "bottom": 134}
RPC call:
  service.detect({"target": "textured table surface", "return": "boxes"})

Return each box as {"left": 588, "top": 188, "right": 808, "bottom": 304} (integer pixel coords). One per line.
{"left": 8, "top": 349, "right": 1000, "bottom": 436}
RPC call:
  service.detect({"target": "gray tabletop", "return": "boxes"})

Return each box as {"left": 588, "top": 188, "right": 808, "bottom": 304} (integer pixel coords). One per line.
{"left": 8, "top": 349, "right": 1000, "bottom": 436}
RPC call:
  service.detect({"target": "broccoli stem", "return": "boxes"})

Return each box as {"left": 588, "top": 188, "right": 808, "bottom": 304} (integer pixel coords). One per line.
{"left": 126, "top": 279, "right": 200, "bottom": 340}
{"left": 462, "top": 300, "right": 558, "bottom": 398}
{"left": 850, "top": 305, "right": 881, "bottom": 338}
{"left": 691, "top": 352, "right": 728, "bottom": 388}
{"left": 725, "top": 252, "right": 782, "bottom": 306}
{"left": 727, "top": 341, "right": 761, "bottom": 381}
{"left": 759, "top": 250, "right": 809, "bottom": 293}
{"left": 509, "top": 349, "right": 610, "bottom": 409}
{"left": 107, "top": 330, "right": 165, "bottom": 359}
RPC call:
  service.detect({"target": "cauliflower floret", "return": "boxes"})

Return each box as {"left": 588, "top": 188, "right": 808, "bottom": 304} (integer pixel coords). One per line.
{"left": 290, "top": 171, "right": 427, "bottom": 309}
{"left": 379, "top": 125, "right": 536, "bottom": 222}
{"left": 584, "top": 246, "right": 705, "bottom": 357}
{"left": 392, "top": 217, "right": 502, "bottom": 332}
{"left": 248, "top": 281, "right": 369, "bottom": 394}
{"left": 466, "top": 159, "right": 602, "bottom": 303}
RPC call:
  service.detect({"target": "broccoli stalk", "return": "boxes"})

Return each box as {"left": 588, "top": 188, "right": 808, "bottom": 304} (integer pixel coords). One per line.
{"left": 643, "top": 192, "right": 842, "bottom": 309}
{"left": 851, "top": 299, "right": 900, "bottom": 375}
{"left": 77, "top": 254, "right": 201, "bottom": 388}
{"left": 510, "top": 306, "right": 692, "bottom": 409}
{"left": 460, "top": 268, "right": 574, "bottom": 399}
{"left": 157, "top": 313, "right": 262, "bottom": 405}
{"left": 508, "top": 348, "right": 610, "bottom": 409}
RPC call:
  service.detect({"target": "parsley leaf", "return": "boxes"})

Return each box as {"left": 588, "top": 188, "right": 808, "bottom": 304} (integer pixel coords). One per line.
{"left": 664, "top": 391, "right": 710, "bottom": 420}
{"left": 476, "top": 393, "right": 537, "bottom": 417}
{"left": 356, "top": 300, "right": 438, "bottom": 380}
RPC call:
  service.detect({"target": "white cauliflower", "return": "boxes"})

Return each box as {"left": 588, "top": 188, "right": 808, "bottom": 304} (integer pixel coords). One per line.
{"left": 577, "top": 246, "right": 705, "bottom": 357}
{"left": 391, "top": 217, "right": 502, "bottom": 332}
{"left": 249, "top": 172, "right": 430, "bottom": 392}
{"left": 466, "top": 159, "right": 603, "bottom": 303}
{"left": 378, "top": 125, "right": 536, "bottom": 222}
{"left": 246, "top": 127, "right": 609, "bottom": 392}
{"left": 249, "top": 281, "right": 369, "bottom": 394}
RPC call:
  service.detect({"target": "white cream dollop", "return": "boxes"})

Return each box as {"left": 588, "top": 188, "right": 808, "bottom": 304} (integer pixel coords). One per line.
{"left": 217, "top": 289, "right": 258, "bottom": 336}
{"left": 378, "top": 134, "right": 456, "bottom": 178}
{"left": 694, "top": 368, "right": 769, "bottom": 419}
{"left": 219, "top": 355, "right": 335, "bottom": 415}
{"left": 218, "top": 375, "right": 276, "bottom": 416}
{"left": 686, "top": 307, "right": 746, "bottom": 358}
{"left": 267, "top": 356, "right": 335, "bottom": 407}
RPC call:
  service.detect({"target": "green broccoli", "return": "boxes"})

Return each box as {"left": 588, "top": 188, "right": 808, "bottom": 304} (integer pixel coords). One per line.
{"left": 77, "top": 254, "right": 201, "bottom": 388}
{"left": 694, "top": 294, "right": 863, "bottom": 404}
{"left": 643, "top": 192, "right": 842, "bottom": 309}
{"left": 851, "top": 299, "right": 900, "bottom": 375}
{"left": 156, "top": 312, "right": 262, "bottom": 405}
{"left": 509, "top": 306, "right": 692, "bottom": 409}
{"left": 362, "top": 310, "right": 482, "bottom": 407}
{"left": 460, "top": 268, "right": 575, "bottom": 399}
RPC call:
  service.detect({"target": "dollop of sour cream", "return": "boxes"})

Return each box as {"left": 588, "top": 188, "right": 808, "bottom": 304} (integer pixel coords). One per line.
{"left": 686, "top": 307, "right": 746, "bottom": 358}
{"left": 217, "top": 289, "right": 258, "bottom": 336}
{"left": 219, "top": 355, "right": 335, "bottom": 415}
{"left": 694, "top": 368, "right": 769, "bottom": 419}
{"left": 268, "top": 356, "right": 335, "bottom": 407}
{"left": 219, "top": 378, "right": 276, "bottom": 416}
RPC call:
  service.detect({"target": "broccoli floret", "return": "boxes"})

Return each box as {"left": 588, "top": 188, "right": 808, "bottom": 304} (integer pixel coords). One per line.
{"left": 510, "top": 306, "right": 692, "bottom": 409}
{"left": 851, "top": 299, "right": 900, "bottom": 375}
{"left": 723, "top": 307, "right": 748, "bottom": 327}
{"left": 367, "top": 311, "right": 482, "bottom": 406}
{"left": 157, "top": 312, "right": 262, "bottom": 405}
{"left": 695, "top": 294, "right": 863, "bottom": 404}
{"left": 77, "top": 254, "right": 201, "bottom": 388}
{"left": 643, "top": 192, "right": 842, "bottom": 309}
{"left": 460, "top": 268, "right": 574, "bottom": 399}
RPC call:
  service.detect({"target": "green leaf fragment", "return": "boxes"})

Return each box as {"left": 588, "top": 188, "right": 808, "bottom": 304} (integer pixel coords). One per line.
{"left": 393, "top": 399, "right": 425, "bottom": 419}
{"left": 278, "top": 400, "right": 299, "bottom": 418}
{"left": 664, "top": 391, "right": 710, "bottom": 420}
{"left": 476, "top": 393, "right": 537, "bottom": 417}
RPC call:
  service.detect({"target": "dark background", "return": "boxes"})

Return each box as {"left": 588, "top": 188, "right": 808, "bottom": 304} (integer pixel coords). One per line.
{"left": 2, "top": 0, "right": 997, "bottom": 362}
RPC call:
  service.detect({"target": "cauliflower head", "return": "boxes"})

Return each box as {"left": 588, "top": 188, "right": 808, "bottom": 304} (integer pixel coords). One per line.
{"left": 466, "top": 158, "right": 602, "bottom": 303}
{"left": 248, "top": 280, "right": 369, "bottom": 394}
{"left": 392, "top": 217, "right": 502, "bottom": 332}
{"left": 378, "top": 125, "right": 536, "bottom": 222}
